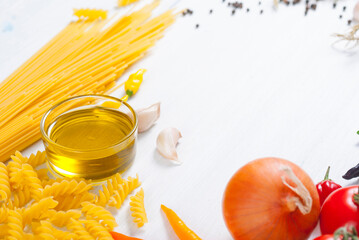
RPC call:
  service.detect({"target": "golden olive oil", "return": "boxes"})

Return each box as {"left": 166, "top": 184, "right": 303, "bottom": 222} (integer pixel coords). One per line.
{"left": 45, "top": 106, "right": 136, "bottom": 180}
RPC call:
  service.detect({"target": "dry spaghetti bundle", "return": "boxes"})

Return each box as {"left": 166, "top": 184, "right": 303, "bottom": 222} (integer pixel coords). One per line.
{"left": 0, "top": 2, "right": 175, "bottom": 162}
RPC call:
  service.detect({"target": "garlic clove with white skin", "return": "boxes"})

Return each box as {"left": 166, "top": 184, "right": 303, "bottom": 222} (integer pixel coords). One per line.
{"left": 156, "top": 127, "right": 182, "bottom": 164}
{"left": 354, "top": 1, "right": 359, "bottom": 22}
{"left": 136, "top": 102, "right": 160, "bottom": 133}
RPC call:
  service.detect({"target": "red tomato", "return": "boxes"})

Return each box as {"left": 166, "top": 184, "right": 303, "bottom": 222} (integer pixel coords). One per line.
{"left": 320, "top": 186, "right": 359, "bottom": 234}
{"left": 313, "top": 235, "right": 335, "bottom": 240}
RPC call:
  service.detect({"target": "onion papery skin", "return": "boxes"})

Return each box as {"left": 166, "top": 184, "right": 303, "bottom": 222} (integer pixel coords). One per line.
{"left": 222, "top": 157, "right": 320, "bottom": 240}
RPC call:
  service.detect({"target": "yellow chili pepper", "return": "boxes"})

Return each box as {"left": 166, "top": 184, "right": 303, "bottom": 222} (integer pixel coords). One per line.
{"left": 124, "top": 69, "right": 146, "bottom": 97}
{"left": 161, "top": 204, "right": 202, "bottom": 240}
{"left": 121, "top": 94, "right": 129, "bottom": 102}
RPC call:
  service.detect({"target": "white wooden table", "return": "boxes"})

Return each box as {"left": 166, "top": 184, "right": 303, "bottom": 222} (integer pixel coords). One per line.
{"left": 1, "top": 0, "right": 359, "bottom": 239}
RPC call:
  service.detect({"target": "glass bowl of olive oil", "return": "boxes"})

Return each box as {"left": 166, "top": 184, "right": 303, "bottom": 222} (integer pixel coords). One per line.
{"left": 40, "top": 95, "right": 138, "bottom": 181}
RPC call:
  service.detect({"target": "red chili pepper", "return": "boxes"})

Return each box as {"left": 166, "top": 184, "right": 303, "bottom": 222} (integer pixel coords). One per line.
{"left": 316, "top": 166, "right": 342, "bottom": 206}
{"left": 110, "top": 231, "right": 143, "bottom": 240}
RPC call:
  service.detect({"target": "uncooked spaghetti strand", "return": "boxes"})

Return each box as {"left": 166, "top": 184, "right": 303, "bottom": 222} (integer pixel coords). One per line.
{"left": 0, "top": 23, "right": 77, "bottom": 94}
{"left": 0, "top": 23, "right": 82, "bottom": 98}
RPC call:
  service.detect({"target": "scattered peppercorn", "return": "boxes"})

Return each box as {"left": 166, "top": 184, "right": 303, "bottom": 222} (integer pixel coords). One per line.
{"left": 232, "top": 9, "right": 236, "bottom": 15}
{"left": 246, "top": 8, "right": 250, "bottom": 12}
{"left": 209, "top": 9, "right": 213, "bottom": 14}
{"left": 348, "top": 20, "right": 352, "bottom": 25}
{"left": 305, "top": 0, "right": 309, "bottom": 4}
{"left": 260, "top": 10, "right": 263, "bottom": 14}
{"left": 310, "top": 4, "right": 317, "bottom": 10}
{"left": 195, "top": 24, "right": 199, "bottom": 28}
{"left": 343, "top": 6, "right": 346, "bottom": 11}
{"left": 259, "top": 1, "right": 262, "bottom": 5}
{"left": 232, "top": 2, "right": 243, "bottom": 9}
{"left": 333, "top": 3, "right": 336, "bottom": 8}
{"left": 339, "top": 15, "right": 342, "bottom": 19}
{"left": 182, "top": 9, "right": 193, "bottom": 16}
{"left": 293, "top": 0, "right": 300, "bottom": 5}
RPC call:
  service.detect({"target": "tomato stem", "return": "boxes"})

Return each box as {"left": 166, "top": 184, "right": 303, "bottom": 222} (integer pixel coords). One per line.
{"left": 334, "top": 226, "right": 358, "bottom": 240}
{"left": 353, "top": 187, "right": 359, "bottom": 206}
{"left": 324, "top": 166, "right": 331, "bottom": 181}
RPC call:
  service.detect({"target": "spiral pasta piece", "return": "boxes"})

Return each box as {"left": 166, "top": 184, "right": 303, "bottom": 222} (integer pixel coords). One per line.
{"left": 55, "top": 192, "right": 95, "bottom": 211}
{"left": 7, "top": 155, "right": 22, "bottom": 190}
{"left": 83, "top": 219, "right": 113, "bottom": 239}
{"left": 73, "top": 9, "right": 107, "bottom": 20}
{"left": 0, "top": 162, "right": 10, "bottom": 201}
{"left": 13, "top": 151, "right": 27, "bottom": 163}
{"left": 23, "top": 197, "right": 58, "bottom": 224}
{"left": 36, "top": 220, "right": 56, "bottom": 240}
{"left": 13, "top": 187, "right": 32, "bottom": 208}
{"left": 21, "top": 164, "right": 43, "bottom": 200}
{"left": 36, "top": 168, "right": 49, "bottom": 182}
{"left": 129, "top": 188, "right": 148, "bottom": 227}
{"left": 109, "top": 174, "right": 141, "bottom": 209}
{"left": 0, "top": 223, "right": 8, "bottom": 238}
{"left": 48, "top": 209, "right": 82, "bottom": 227}
{"left": 7, "top": 209, "right": 24, "bottom": 240}
{"left": 43, "top": 179, "right": 93, "bottom": 198}
{"left": 43, "top": 177, "right": 91, "bottom": 187}
{"left": 96, "top": 173, "right": 124, "bottom": 206}
{"left": 67, "top": 218, "right": 94, "bottom": 240}
{"left": 24, "top": 232, "right": 36, "bottom": 240}
{"left": 26, "top": 151, "right": 47, "bottom": 168}
{"left": 81, "top": 202, "right": 117, "bottom": 231}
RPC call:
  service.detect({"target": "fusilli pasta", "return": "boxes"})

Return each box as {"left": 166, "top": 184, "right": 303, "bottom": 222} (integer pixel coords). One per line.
{"left": 83, "top": 219, "right": 113, "bottom": 239}
{"left": 1, "top": 150, "right": 142, "bottom": 238}
{"left": 96, "top": 173, "right": 124, "bottom": 207}
{"left": 7, "top": 209, "right": 24, "bottom": 240}
{"left": 108, "top": 174, "right": 141, "bottom": 209}
{"left": 129, "top": 188, "right": 148, "bottom": 227}
{"left": 0, "top": 162, "right": 10, "bottom": 200}
{"left": 67, "top": 218, "right": 94, "bottom": 240}
{"left": 81, "top": 202, "right": 117, "bottom": 231}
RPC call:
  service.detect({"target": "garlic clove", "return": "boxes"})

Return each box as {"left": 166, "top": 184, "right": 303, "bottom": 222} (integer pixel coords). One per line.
{"left": 136, "top": 102, "right": 160, "bottom": 133}
{"left": 156, "top": 127, "right": 182, "bottom": 163}
{"left": 354, "top": 1, "right": 359, "bottom": 22}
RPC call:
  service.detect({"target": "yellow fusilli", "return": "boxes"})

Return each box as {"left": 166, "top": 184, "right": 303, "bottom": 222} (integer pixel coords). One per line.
{"left": 81, "top": 202, "right": 117, "bottom": 231}
{"left": 26, "top": 151, "right": 47, "bottom": 168}
{"left": 67, "top": 218, "right": 94, "bottom": 240}
{"left": 7, "top": 209, "right": 24, "bottom": 240}
{"left": 129, "top": 188, "right": 148, "bottom": 227}
{"left": 108, "top": 174, "right": 141, "bottom": 209}
{"left": 96, "top": 173, "right": 124, "bottom": 207}
{"left": 83, "top": 219, "right": 113, "bottom": 240}
{"left": 48, "top": 209, "right": 82, "bottom": 227}
{"left": 0, "top": 162, "right": 10, "bottom": 200}
{"left": 35, "top": 220, "right": 56, "bottom": 240}
{"left": 1, "top": 150, "right": 142, "bottom": 238}
{"left": 23, "top": 197, "right": 58, "bottom": 224}
{"left": 13, "top": 186, "right": 32, "bottom": 208}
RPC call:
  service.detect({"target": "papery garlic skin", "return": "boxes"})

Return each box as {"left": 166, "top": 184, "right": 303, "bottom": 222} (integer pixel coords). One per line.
{"left": 137, "top": 102, "right": 160, "bottom": 133}
{"left": 156, "top": 128, "right": 182, "bottom": 163}
{"left": 354, "top": 1, "right": 359, "bottom": 22}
